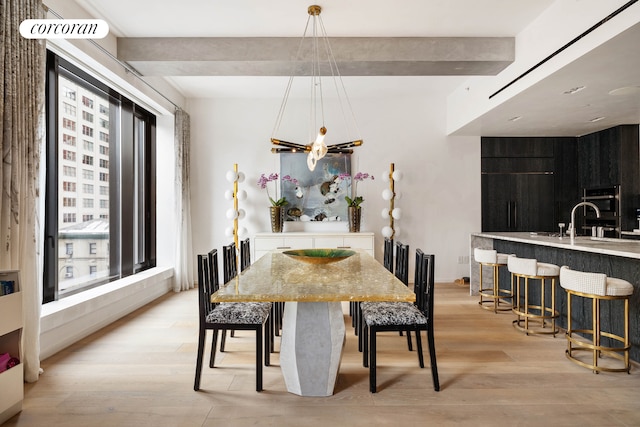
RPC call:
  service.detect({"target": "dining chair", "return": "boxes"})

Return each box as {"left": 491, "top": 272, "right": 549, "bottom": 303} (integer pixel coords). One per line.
{"left": 194, "top": 250, "right": 271, "bottom": 392}
{"left": 383, "top": 237, "right": 394, "bottom": 273}
{"left": 358, "top": 241, "right": 412, "bottom": 352}
{"left": 361, "top": 250, "right": 440, "bottom": 393}
{"left": 240, "top": 238, "right": 251, "bottom": 272}
{"left": 221, "top": 242, "right": 274, "bottom": 353}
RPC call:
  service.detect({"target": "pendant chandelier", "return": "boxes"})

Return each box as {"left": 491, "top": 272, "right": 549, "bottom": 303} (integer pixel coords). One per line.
{"left": 270, "top": 5, "right": 363, "bottom": 171}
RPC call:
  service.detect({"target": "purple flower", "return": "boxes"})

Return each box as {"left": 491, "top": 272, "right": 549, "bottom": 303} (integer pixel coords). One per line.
{"left": 257, "top": 172, "right": 299, "bottom": 207}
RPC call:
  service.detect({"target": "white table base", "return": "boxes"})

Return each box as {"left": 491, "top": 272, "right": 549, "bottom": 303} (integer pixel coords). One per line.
{"left": 280, "top": 302, "right": 346, "bottom": 396}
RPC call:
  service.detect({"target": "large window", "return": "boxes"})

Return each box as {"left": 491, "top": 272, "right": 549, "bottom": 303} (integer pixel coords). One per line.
{"left": 44, "top": 51, "right": 156, "bottom": 302}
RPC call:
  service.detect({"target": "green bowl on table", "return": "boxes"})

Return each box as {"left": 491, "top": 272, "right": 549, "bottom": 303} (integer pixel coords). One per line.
{"left": 282, "top": 248, "right": 356, "bottom": 265}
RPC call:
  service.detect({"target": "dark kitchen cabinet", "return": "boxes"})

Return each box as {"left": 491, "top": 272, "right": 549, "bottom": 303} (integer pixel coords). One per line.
{"left": 482, "top": 173, "right": 555, "bottom": 232}
{"left": 577, "top": 125, "right": 640, "bottom": 232}
{"left": 481, "top": 137, "right": 577, "bottom": 232}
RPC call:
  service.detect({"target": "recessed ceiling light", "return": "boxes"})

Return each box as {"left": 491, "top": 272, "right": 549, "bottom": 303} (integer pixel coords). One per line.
{"left": 508, "top": 116, "right": 522, "bottom": 122}
{"left": 563, "top": 86, "right": 586, "bottom": 95}
{"left": 588, "top": 117, "right": 605, "bottom": 122}
{"left": 608, "top": 86, "right": 640, "bottom": 96}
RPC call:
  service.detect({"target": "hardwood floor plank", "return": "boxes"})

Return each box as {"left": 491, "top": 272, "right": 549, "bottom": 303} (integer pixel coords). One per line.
{"left": 5, "top": 283, "right": 639, "bottom": 426}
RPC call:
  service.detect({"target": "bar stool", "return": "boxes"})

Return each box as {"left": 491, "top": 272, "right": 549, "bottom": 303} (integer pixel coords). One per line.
{"left": 559, "top": 266, "right": 633, "bottom": 373}
{"left": 474, "top": 248, "right": 513, "bottom": 313}
{"left": 507, "top": 255, "right": 560, "bottom": 336}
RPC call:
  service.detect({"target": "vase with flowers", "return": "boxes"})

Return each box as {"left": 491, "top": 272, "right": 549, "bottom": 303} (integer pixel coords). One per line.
{"left": 339, "top": 172, "right": 374, "bottom": 232}
{"left": 258, "top": 173, "right": 299, "bottom": 232}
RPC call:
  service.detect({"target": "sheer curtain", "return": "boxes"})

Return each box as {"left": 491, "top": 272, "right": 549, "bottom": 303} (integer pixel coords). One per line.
{"left": 0, "top": 0, "right": 46, "bottom": 382}
{"left": 173, "top": 109, "right": 195, "bottom": 291}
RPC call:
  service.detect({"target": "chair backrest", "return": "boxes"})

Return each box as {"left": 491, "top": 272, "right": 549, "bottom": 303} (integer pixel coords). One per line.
{"left": 394, "top": 241, "right": 409, "bottom": 286}
{"left": 240, "top": 238, "right": 251, "bottom": 272}
{"left": 414, "top": 251, "right": 435, "bottom": 320}
{"left": 223, "top": 242, "right": 238, "bottom": 283}
{"left": 383, "top": 237, "right": 394, "bottom": 273}
{"left": 197, "top": 253, "right": 215, "bottom": 324}
{"left": 207, "top": 249, "right": 220, "bottom": 293}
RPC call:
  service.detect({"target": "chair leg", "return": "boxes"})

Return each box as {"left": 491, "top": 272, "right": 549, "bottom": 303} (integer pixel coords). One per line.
{"left": 264, "top": 321, "right": 271, "bottom": 367}
{"left": 363, "top": 323, "right": 369, "bottom": 368}
{"left": 406, "top": 330, "right": 413, "bottom": 351}
{"left": 427, "top": 324, "right": 440, "bottom": 392}
{"left": 209, "top": 329, "right": 219, "bottom": 368}
{"left": 256, "top": 326, "right": 263, "bottom": 392}
{"left": 415, "top": 329, "right": 425, "bottom": 368}
{"left": 194, "top": 328, "right": 206, "bottom": 391}
{"left": 220, "top": 329, "right": 227, "bottom": 352}
{"left": 369, "top": 327, "right": 377, "bottom": 393}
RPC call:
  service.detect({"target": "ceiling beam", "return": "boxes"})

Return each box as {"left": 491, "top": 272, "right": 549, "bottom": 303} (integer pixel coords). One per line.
{"left": 117, "top": 37, "right": 514, "bottom": 76}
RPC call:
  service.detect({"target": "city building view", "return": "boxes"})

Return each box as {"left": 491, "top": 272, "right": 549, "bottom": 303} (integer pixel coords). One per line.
{"left": 57, "top": 75, "right": 110, "bottom": 294}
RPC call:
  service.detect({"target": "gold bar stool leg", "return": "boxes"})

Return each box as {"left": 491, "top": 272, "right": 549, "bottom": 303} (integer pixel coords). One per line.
{"left": 559, "top": 266, "right": 633, "bottom": 374}
{"left": 474, "top": 249, "right": 512, "bottom": 313}
{"left": 507, "top": 255, "right": 559, "bottom": 336}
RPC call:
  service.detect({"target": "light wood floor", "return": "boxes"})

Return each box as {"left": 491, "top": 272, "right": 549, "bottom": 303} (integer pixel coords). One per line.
{"left": 5, "top": 282, "right": 640, "bottom": 427}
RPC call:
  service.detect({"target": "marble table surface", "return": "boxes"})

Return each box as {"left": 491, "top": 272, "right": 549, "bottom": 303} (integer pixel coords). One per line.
{"left": 211, "top": 249, "right": 415, "bottom": 303}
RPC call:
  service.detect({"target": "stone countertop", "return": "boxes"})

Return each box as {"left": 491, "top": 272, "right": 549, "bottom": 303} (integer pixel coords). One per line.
{"left": 472, "top": 232, "right": 640, "bottom": 260}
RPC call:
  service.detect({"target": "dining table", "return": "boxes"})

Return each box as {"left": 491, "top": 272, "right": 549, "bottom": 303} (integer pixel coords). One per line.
{"left": 211, "top": 249, "right": 415, "bottom": 397}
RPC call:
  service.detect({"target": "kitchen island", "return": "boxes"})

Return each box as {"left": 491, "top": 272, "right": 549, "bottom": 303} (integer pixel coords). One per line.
{"left": 470, "top": 232, "right": 640, "bottom": 363}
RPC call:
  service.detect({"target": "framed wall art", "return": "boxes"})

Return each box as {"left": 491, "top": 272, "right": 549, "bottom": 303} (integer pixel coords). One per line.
{"left": 280, "top": 153, "right": 351, "bottom": 222}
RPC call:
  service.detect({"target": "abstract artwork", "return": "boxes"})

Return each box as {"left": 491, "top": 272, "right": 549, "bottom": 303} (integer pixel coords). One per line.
{"left": 280, "top": 153, "right": 351, "bottom": 222}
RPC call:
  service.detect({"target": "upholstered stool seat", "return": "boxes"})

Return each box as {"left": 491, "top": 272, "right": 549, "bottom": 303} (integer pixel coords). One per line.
{"left": 474, "top": 248, "right": 513, "bottom": 313}
{"left": 507, "top": 255, "right": 560, "bottom": 336}
{"left": 559, "top": 266, "right": 633, "bottom": 373}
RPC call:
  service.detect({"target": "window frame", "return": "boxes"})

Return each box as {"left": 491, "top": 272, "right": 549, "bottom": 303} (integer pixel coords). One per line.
{"left": 43, "top": 50, "right": 156, "bottom": 303}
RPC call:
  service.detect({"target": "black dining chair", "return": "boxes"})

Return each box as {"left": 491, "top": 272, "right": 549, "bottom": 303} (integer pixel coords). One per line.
{"left": 194, "top": 250, "right": 271, "bottom": 392}
{"left": 358, "top": 241, "right": 411, "bottom": 352}
{"left": 353, "top": 237, "right": 395, "bottom": 335}
{"left": 383, "top": 237, "right": 394, "bottom": 273}
{"left": 361, "top": 250, "right": 440, "bottom": 393}
{"left": 220, "top": 242, "right": 274, "bottom": 353}
{"left": 240, "top": 238, "right": 251, "bottom": 272}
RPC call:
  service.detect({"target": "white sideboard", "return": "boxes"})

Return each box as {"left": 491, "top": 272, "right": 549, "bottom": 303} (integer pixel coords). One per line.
{"left": 253, "top": 232, "right": 375, "bottom": 260}
{"left": 0, "top": 270, "right": 22, "bottom": 424}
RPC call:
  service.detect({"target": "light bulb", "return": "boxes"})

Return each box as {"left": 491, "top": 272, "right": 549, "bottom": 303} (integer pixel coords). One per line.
{"left": 237, "top": 209, "right": 246, "bottom": 220}
{"left": 237, "top": 189, "right": 247, "bottom": 200}
{"left": 224, "top": 226, "right": 234, "bottom": 237}
{"left": 382, "top": 188, "right": 394, "bottom": 201}
{"left": 237, "top": 171, "right": 245, "bottom": 183}
{"left": 381, "top": 171, "right": 390, "bottom": 183}
{"left": 381, "top": 226, "right": 393, "bottom": 238}
{"left": 381, "top": 208, "right": 390, "bottom": 219}
{"left": 395, "top": 226, "right": 401, "bottom": 238}
{"left": 392, "top": 208, "right": 402, "bottom": 219}
{"left": 226, "top": 208, "right": 238, "bottom": 220}
{"left": 395, "top": 191, "right": 403, "bottom": 201}
{"left": 224, "top": 190, "right": 234, "bottom": 200}
{"left": 392, "top": 170, "right": 403, "bottom": 181}
{"left": 238, "top": 226, "right": 248, "bottom": 237}
{"left": 226, "top": 170, "right": 238, "bottom": 183}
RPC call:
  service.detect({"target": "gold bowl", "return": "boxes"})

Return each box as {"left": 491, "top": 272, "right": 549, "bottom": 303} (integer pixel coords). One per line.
{"left": 282, "top": 248, "right": 356, "bottom": 265}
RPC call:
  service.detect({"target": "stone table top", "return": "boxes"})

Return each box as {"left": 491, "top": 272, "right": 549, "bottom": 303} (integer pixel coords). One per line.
{"left": 212, "top": 250, "right": 415, "bottom": 303}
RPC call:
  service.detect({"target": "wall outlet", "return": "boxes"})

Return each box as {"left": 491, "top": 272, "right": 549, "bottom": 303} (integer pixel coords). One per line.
{"left": 458, "top": 255, "right": 470, "bottom": 264}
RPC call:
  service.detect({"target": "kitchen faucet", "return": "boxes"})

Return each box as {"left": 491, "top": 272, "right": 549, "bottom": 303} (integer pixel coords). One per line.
{"left": 569, "top": 201, "right": 601, "bottom": 242}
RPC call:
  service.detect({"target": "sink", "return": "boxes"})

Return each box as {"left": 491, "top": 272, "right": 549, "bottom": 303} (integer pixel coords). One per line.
{"left": 571, "top": 236, "right": 626, "bottom": 245}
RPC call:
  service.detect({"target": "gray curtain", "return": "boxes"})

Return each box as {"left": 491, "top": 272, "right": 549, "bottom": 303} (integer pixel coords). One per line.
{"left": 0, "top": 0, "right": 46, "bottom": 382}
{"left": 173, "top": 109, "right": 194, "bottom": 291}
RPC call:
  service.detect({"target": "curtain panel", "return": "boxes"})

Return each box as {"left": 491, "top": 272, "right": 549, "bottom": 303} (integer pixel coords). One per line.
{"left": 173, "top": 109, "right": 194, "bottom": 292}
{"left": 0, "top": 0, "right": 46, "bottom": 382}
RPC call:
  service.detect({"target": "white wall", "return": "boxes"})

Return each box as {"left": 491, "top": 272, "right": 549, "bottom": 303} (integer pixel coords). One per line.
{"left": 189, "top": 81, "right": 481, "bottom": 282}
